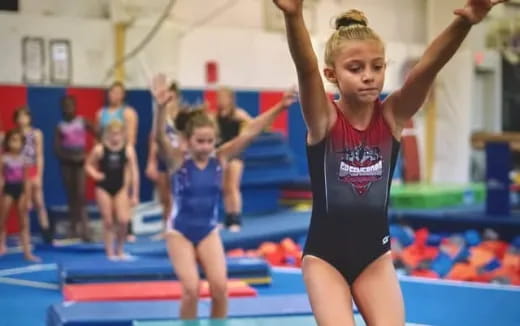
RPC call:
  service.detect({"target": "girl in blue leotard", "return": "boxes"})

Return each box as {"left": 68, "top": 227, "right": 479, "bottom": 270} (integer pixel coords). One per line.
{"left": 151, "top": 74, "right": 295, "bottom": 320}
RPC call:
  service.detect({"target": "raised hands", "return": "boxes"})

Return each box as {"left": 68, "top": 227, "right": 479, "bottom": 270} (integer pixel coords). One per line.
{"left": 272, "top": 0, "right": 303, "bottom": 16}
{"left": 151, "top": 74, "right": 173, "bottom": 108}
{"left": 281, "top": 87, "right": 298, "bottom": 108}
{"left": 454, "top": 0, "right": 509, "bottom": 25}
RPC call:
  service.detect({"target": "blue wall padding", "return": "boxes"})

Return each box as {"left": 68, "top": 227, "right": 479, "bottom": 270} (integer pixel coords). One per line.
{"left": 235, "top": 91, "right": 260, "bottom": 117}
{"left": 27, "top": 86, "right": 67, "bottom": 206}
{"left": 125, "top": 90, "right": 154, "bottom": 202}
{"left": 288, "top": 102, "right": 308, "bottom": 176}
{"left": 180, "top": 89, "right": 204, "bottom": 107}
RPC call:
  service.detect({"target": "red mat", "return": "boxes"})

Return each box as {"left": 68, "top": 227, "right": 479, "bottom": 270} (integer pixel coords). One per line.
{"left": 281, "top": 190, "right": 312, "bottom": 200}
{"left": 64, "top": 280, "right": 257, "bottom": 302}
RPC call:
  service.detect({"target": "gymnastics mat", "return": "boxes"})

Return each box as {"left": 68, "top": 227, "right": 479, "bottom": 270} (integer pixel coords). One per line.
{"left": 46, "top": 294, "right": 312, "bottom": 326}
{"left": 60, "top": 256, "right": 271, "bottom": 286}
{"left": 63, "top": 280, "right": 257, "bottom": 302}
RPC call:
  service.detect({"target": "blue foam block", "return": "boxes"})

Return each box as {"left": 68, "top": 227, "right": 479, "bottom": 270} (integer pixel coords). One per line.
{"left": 47, "top": 294, "right": 311, "bottom": 326}
{"left": 60, "top": 256, "right": 270, "bottom": 285}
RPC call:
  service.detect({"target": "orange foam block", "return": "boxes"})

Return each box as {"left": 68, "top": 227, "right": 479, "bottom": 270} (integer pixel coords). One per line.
{"left": 63, "top": 280, "right": 257, "bottom": 302}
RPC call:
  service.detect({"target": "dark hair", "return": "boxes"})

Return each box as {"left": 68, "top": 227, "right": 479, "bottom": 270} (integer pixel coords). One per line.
{"left": 3, "top": 128, "right": 25, "bottom": 152}
{"left": 13, "top": 106, "right": 31, "bottom": 124}
{"left": 169, "top": 81, "right": 179, "bottom": 94}
{"left": 175, "top": 108, "right": 217, "bottom": 138}
{"left": 61, "top": 95, "right": 76, "bottom": 108}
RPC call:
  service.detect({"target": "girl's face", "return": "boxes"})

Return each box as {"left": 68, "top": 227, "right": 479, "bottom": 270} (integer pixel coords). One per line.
{"left": 325, "top": 40, "right": 386, "bottom": 104}
{"left": 16, "top": 112, "right": 31, "bottom": 127}
{"left": 108, "top": 85, "right": 125, "bottom": 106}
{"left": 105, "top": 128, "right": 125, "bottom": 146}
{"left": 217, "top": 89, "right": 234, "bottom": 113}
{"left": 188, "top": 126, "right": 216, "bottom": 160}
{"left": 62, "top": 100, "right": 76, "bottom": 120}
{"left": 8, "top": 133, "right": 23, "bottom": 153}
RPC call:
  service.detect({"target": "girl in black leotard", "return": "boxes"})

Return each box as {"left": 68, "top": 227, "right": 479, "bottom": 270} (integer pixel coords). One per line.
{"left": 216, "top": 87, "right": 252, "bottom": 232}
{"left": 85, "top": 120, "right": 139, "bottom": 260}
{"left": 275, "top": 0, "right": 507, "bottom": 324}
{"left": 0, "top": 129, "right": 40, "bottom": 262}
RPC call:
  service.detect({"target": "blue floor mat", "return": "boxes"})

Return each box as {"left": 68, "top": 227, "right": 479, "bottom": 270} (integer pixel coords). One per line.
{"left": 60, "top": 256, "right": 270, "bottom": 285}
{"left": 47, "top": 294, "right": 312, "bottom": 326}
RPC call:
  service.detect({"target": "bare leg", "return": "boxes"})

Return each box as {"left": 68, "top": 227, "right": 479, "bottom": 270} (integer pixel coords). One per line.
{"left": 60, "top": 163, "right": 78, "bottom": 237}
{"left": 18, "top": 193, "right": 40, "bottom": 262}
{"left": 302, "top": 255, "right": 356, "bottom": 326}
{"left": 73, "top": 164, "right": 90, "bottom": 241}
{"left": 114, "top": 188, "right": 131, "bottom": 257}
{"left": 166, "top": 232, "right": 200, "bottom": 319}
{"left": 96, "top": 188, "right": 116, "bottom": 258}
{"left": 196, "top": 229, "right": 228, "bottom": 318}
{"left": 351, "top": 252, "right": 405, "bottom": 326}
{"left": 30, "top": 179, "right": 50, "bottom": 232}
{"left": 0, "top": 196, "right": 13, "bottom": 256}
{"left": 223, "top": 159, "right": 244, "bottom": 232}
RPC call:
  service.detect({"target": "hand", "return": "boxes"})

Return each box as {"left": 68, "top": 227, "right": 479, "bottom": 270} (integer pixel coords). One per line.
{"left": 94, "top": 172, "right": 105, "bottom": 182}
{"left": 151, "top": 74, "right": 173, "bottom": 108}
{"left": 273, "top": 0, "right": 303, "bottom": 16}
{"left": 131, "top": 195, "right": 139, "bottom": 207}
{"left": 281, "top": 87, "right": 298, "bottom": 108}
{"left": 454, "top": 0, "right": 508, "bottom": 25}
{"left": 146, "top": 165, "right": 159, "bottom": 182}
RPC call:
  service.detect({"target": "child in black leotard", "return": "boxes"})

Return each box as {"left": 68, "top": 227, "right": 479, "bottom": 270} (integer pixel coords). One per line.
{"left": 85, "top": 120, "right": 139, "bottom": 260}
{"left": 0, "top": 129, "right": 40, "bottom": 262}
{"left": 55, "top": 95, "right": 96, "bottom": 241}
{"left": 215, "top": 87, "right": 252, "bottom": 232}
{"left": 275, "top": 0, "right": 507, "bottom": 325}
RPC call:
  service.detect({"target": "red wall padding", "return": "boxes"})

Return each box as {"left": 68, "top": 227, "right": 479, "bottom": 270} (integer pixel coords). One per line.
{"left": 0, "top": 85, "right": 28, "bottom": 233}
{"left": 66, "top": 88, "right": 105, "bottom": 201}
{"left": 259, "top": 91, "right": 287, "bottom": 135}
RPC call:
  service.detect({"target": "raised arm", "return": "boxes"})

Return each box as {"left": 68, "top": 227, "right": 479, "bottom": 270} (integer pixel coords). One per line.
{"left": 386, "top": 0, "right": 508, "bottom": 124}
{"left": 274, "top": 0, "right": 332, "bottom": 144}
{"left": 218, "top": 89, "right": 296, "bottom": 161}
{"left": 151, "top": 74, "right": 184, "bottom": 173}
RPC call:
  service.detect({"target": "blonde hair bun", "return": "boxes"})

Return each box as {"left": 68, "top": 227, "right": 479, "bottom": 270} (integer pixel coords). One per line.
{"left": 335, "top": 9, "right": 368, "bottom": 30}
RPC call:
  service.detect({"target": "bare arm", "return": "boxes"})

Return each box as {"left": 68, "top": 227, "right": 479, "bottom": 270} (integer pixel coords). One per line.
{"left": 145, "top": 135, "right": 159, "bottom": 180}
{"left": 84, "top": 118, "right": 98, "bottom": 137}
{"left": 54, "top": 127, "right": 66, "bottom": 161}
{"left": 34, "top": 129, "right": 44, "bottom": 180}
{"left": 151, "top": 75, "right": 184, "bottom": 173}
{"left": 85, "top": 145, "right": 104, "bottom": 181}
{"left": 218, "top": 89, "right": 296, "bottom": 161}
{"left": 235, "top": 108, "right": 253, "bottom": 125}
{"left": 126, "top": 145, "right": 140, "bottom": 201}
{"left": 124, "top": 107, "right": 138, "bottom": 146}
{"left": 275, "top": 0, "right": 332, "bottom": 144}
{"left": 387, "top": 0, "right": 508, "bottom": 125}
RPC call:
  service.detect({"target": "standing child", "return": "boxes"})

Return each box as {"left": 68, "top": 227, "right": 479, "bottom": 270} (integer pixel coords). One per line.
{"left": 0, "top": 129, "right": 40, "bottom": 261}
{"left": 215, "top": 87, "right": 253, "bottom": 232}
{"left": 14, "top": 107, "right": 51, "bottom": 244}
{"left": 55, "top": 95, "right": 96, "bottom": 241}
{"left": 152, "top": 74, "right": 295, "bottom": 320}
{"left": 274, "top": 0, "right": 508, "bottom": 325}
{"left": 85, "top": 120, "right": 139, "bottom": 260}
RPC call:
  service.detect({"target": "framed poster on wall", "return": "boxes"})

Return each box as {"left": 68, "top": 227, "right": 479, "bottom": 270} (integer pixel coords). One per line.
{"left": 49, "top": 39, "right": 72, "bottom": 84}
{"left": 22, "top": 36, "right": 45, "bottom": 84}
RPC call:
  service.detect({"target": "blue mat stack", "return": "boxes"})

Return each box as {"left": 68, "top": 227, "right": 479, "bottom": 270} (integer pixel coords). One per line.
{"left": 241, "top": 133, "right": 299, "bottom": 214}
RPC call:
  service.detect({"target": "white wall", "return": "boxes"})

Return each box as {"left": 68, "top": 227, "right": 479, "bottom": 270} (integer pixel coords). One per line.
{"left": 0, "top": 12, "right": 113, "bottom": 86}
{"left": 0, "top": 0, "right": 428, "bottom": 89}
